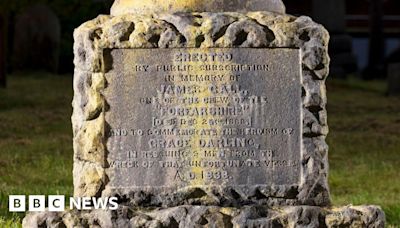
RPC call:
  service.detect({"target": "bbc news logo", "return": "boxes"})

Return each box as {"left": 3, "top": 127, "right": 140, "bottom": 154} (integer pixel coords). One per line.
{"left": 9, "top": 195, "right": 119, "bottom": 212}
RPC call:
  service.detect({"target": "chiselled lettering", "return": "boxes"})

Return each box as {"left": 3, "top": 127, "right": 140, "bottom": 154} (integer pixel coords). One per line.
{"left": 105, "top": 48, "right": 301, "bottom": 188}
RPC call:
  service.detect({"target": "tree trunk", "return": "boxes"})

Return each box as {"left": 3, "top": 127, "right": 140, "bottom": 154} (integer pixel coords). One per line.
{"left": 0, "top": 12, "right": 6, "bottom": 87}
{"left": 363, "top": 0, "right": 385, "bottom": 80}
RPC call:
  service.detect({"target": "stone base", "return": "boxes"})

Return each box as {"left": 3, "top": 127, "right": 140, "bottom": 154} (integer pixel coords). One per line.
{"left": 23, "top": 205, "right": 384, "bottom": 228}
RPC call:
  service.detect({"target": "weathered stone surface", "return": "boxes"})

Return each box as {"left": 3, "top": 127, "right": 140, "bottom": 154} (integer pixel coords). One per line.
{"left": 105, "top": 48, "right": 302, "bottom": 203}
{"left": 72, "top": 11, "right": 331, "bottom": 207}
{"left": 111, "top": 0, "right": 286, "bottom": 16}
{"left": 22, "top": 5, "right": 385, "bottom": 228}
{"left": 23, "top": 205, "right": 385, "bottom": 228}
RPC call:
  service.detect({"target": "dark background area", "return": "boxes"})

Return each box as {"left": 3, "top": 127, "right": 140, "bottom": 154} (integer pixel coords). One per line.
{"left": 0, "top": 0, "right": 114, "bottom": 84}
{"left": 0, "top": 0, "right": 399, "bottom": 86}
{"left": 286, "top": 0, "right": 400, "bottom": 81}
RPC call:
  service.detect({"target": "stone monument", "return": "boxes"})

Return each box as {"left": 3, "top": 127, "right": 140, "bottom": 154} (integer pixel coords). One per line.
{"left": 24, "top": 0, "right": 385, "bottom": 227}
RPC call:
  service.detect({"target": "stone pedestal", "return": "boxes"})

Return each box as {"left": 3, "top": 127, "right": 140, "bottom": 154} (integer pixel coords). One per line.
{"left": 24, "top": 205, "right": 385, "bottom": 228}
{"left": 23, "top": 1, "right": 384, "bottom": 227}
{"left": 111, "top": 0, "right": 286, "bottom": 15}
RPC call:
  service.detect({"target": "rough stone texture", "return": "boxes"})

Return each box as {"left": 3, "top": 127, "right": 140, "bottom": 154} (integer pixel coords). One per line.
{"left": 111, "top": 0, "right": 286, "bottom": 16}
{"left": 23, "top": 205, "right": 385, "bottom": 228}
{"left": 22, "top": 10, "right": 385, "bottom": 228}
{"left": 72, "top": 11, "right": 331, "bottom": 207}
{"left": 105, "top": 48, "right": 303, "bottom": 205}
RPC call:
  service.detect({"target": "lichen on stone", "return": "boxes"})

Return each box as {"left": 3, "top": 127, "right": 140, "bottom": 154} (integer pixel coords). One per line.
{"left": 72, "top": 11, "right": 331, "bottom": 207}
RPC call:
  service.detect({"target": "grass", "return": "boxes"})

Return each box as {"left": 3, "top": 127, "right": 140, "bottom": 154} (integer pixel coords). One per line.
{"left": 0, "top": 216, "right": 21, "bottom": 228}
{"left": 327, "top": 77, "right": 400, "bottom": 226}
{"left": 0, "top": 73, "right": 73, "bottom": 227}
{"left": 0, "top": 73, "right": 399, "bottom": 226}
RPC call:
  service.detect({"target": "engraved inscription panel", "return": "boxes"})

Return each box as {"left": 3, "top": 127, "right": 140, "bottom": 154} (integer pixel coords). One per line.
{"left": 105, "top": 48, "right": 302, "bottom": 189}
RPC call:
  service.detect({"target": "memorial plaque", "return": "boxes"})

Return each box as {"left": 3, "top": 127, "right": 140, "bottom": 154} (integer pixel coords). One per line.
{"left": 105, "top": 48, "right": 302, "bottom": 190}
{"left": 23, "top": 3, "right": 385, "bottom": 227}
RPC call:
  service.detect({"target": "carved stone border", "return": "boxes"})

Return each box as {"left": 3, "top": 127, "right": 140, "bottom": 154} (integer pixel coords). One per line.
{"left": 23, "top": 205, "right": 385, "bottom": 227}
{"left": 72, "top": 11, "right": 330, "bottom": 206}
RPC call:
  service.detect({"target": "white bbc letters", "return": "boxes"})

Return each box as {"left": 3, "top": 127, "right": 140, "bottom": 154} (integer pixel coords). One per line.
{"left": 48, "top": 195, "right": 65, "bottom": 212}
{"left": 8, "top": 195, "right": 119, "bottom": 212}
{"left": 9, "top": 195, "right": 26, "bottom": 212}
{"left": 29, "top": 195, "right": 46, "bottom": 212}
